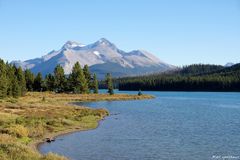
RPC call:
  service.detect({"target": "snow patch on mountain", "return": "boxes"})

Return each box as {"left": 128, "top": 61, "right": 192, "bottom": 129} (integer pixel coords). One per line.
{"left": 93, "top": 51, "right": 101, "bottom": 56}
{"left": 225, "top": 62, "right": 235, "bottom": 67}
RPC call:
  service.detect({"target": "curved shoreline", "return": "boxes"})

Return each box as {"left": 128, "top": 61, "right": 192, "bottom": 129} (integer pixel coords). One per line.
{"left": 34, "top": 116, "right": 105, "bottom": 153}
{"left": 33, "top": 95, "right": 155, "bottom": 153}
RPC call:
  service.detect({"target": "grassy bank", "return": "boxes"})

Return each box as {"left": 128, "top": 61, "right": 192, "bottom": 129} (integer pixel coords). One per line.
{"left": 0, "top": 92, "right": 153, "bottom": 160}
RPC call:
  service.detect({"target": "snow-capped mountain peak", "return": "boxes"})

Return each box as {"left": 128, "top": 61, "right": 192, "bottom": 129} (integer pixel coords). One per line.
{"left": 62, "top": 41, "right": 86, "bottom": 49}
{"left": 98, "top": 38, "right": 112, "bottom": 45}
{"left": 90, "top": 38, "right": 117, "bottom": 50}
{"left": 12, "top": 38, "right": 175, "bottom": 78}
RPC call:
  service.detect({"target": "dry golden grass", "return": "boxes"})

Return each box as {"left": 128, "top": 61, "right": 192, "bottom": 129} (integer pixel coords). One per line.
{"left": 0, "top": 92, "right": 153, "bottom": 160}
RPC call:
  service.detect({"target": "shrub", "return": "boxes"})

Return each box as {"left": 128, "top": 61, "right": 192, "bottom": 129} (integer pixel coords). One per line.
{"left": 0, "top": 134, "right": 16, "bottom": 144}
{"left": 18, "top": 136, "right": 32, "bottom": 144}
{"left": 61, "top": 119, "right": 75, "bottom": 126}
{"left": 0, "top": 143, "right": 41, "bottom": 160}
{"left": 6, "top": 98, "right": 18, "bottom": 103}
{"left": 42, "top": 96, "right": 46, "bottom": 102}
{"left": 46, "top": 119, "right": 61, "bottom": 127}
{"left": 15, "top": 117, "right": 25, "bottom": 125}
{"left": 7, "top": 125, "right": 29, "bottom": 138}
{"left": 28, "top": 124, "right": 45, "bottom": 138}
{"left": 42, "top": 153, "right": 68, "bottom": 160}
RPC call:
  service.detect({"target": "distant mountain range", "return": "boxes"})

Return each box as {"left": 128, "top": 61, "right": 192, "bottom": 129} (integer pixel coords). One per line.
{"left": 12, "top": 38, "right": 175, "bottom": 79}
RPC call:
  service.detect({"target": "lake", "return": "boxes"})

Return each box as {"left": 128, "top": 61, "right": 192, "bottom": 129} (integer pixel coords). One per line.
{"left": 39, "top": 91, "right": 240, "bottom": 160}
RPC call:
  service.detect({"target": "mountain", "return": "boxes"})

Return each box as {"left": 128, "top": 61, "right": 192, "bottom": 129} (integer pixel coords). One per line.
{"left": 224, "top": 62, "right": 235, "bottom": 67}
{"left": 12, "top": 38, "right": 175, "bottom": 78}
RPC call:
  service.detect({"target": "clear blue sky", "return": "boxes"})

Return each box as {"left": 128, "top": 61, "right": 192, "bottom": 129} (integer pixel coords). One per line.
{"left": 0, "top": 0, "right": 239, "bottom": 66}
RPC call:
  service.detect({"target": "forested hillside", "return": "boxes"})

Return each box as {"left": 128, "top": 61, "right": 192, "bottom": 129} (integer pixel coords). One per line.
{"left": 118, "top": 64, "right": 240, "bottom": 91}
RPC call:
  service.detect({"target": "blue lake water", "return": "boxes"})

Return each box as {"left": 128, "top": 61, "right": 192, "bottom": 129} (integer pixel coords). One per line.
{"left": 39, "top": 91, "right": 240, "bottom": 160}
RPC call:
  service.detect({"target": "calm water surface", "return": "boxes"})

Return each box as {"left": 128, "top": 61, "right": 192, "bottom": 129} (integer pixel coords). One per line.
{"left": 39, "top": 91, "right": 240, "bottom": 160}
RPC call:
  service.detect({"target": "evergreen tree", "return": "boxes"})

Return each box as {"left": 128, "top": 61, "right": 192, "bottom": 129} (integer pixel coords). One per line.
{"left": 64, "top": 76, "right": 72, "bottom": 92}
{"left": 15, "top": 67, "right": 27, "bottom": 96}
{"left": 105, "top": 73, "right": 114, "bottom": 95}
{"left": 54, "top": 65, "right": 66, "bottom": 93}
{"left": 12, "top": 76, "right": 21, "bottom": 98}
{"left": 6, "top": 63, "right": 14, "bottom": 97}
{"left": 69, "top": 62, "right": 88, "bottom": 93}
{"left": 25, "top": 69, "right": 35, "bottom": 91}
{"left": 83, "top": 64, "right": 91, "bottom": 87}
{"left": 0, "top": 59, "right": 8, "bottom": 98}
{"left": 7, "top": 64, "right": 21, "bottom": 98}
{"left": 92, "top": 73, "right": 98, "bottom": 94}
{"left": 34, "top": 72, "right": 43, "bottom": 91}
{"left": 45, "top": 74, "right": 55, "bottom": 91}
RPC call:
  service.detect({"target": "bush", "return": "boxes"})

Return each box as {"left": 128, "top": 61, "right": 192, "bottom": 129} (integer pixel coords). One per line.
{"left": 0, "top": 138, "right": 41, "bottom": 160}
{"left": 15, "top": 117, "right": 25, "bottom": 125}
{"left": 0, "top": 134, "right": 16, "bottom": 144}
{"left": 18, "top": 136, "right": 32, "bottom": 144}
{"left": 28, "top": 124, "right": 45, "bottom": 138}
{"left": 7, "top": 125, "right": 29, "bottom": 138}
{"left": 61, "top": 119, "right": 75, "bottom": 126}
{"left": 0, "top": 134, "right": 67, "bottom": 160}
{"left": 46, "top": 119, "right": 61, "bottom": 127}
{"left": 6, "top": 98, "right": 18, "bottom": 104}
{"left": 42, "top": 96, "right": 46, "bottom": 102}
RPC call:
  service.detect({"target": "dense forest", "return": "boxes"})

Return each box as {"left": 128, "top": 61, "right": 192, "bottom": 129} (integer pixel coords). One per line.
{"left": 0, "top": 59, "right": 114, "bottom": 99}
{"left": 118, "top": 64, "right": 240, "bottom": 91}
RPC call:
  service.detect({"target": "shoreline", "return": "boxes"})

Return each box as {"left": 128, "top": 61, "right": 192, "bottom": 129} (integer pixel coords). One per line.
{"left": 32, "top": 95, "right": 154, "bottom": 156}
{"left": 33, "top": 115, "right": 105, "bottom": 153}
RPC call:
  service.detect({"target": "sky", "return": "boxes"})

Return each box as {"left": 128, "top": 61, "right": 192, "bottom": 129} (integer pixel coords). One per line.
{"left": 0, "top": 0, "right": 239, "bottom": 66}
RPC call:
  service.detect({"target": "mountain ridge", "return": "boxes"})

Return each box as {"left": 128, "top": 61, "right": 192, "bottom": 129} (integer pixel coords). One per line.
{"left": 12, "top": 38, "right": 175, "bottom": 78}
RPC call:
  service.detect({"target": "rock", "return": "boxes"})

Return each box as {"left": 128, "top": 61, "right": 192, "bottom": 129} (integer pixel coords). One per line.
{"left": 46, "top": 138, "right": 51, "bottom": 143}
{"left": 46, "top": 137, "right": 55, "bottom": 143}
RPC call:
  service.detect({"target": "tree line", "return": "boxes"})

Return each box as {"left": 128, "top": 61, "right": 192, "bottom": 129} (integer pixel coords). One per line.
{"left": 118, "top": 64, "right": 240, "bottom": 92}
{"left": 0, "top": 59, "right": 114, "bottom": 99}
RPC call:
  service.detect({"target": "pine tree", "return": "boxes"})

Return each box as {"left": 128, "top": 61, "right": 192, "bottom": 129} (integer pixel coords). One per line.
{"left": 83, "top": 64, "right": 91, "bottom": 87}
{"left": 25, "top": 69, "right": 35, "bottom": 91}
{"left": 6, "top": 63, "right": 14, "bottom": 97}
{"left": 34, "top": 72, "right": 43, "bottom": 91}
{"left": 105, "top": 73, "right": 114, "bottom": 95}
{"left": 12, "top": 76, "right": 21, "bottom": 98}
{"left": 69, "top": 62, "right": 88, "bottom": 94}
{"left": 0, "top": 59, "right": 8, "bottom": 98}
{"left": 92, "top": 73, "right": 98, "bottom": 94}
{"left": 45, "top": 73, "right": 55, "bottom": 91}
{"left": 65, "top": 76, "right": 72, "bottom": 92}
{"left": 6, "top": 65, "right": 22, "bottom": 98}
{"left": 54, "top": 65, "right": 66, "bottom": 93}
{"left": 15, "top": 67, "right": 27, "bottom": 96}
